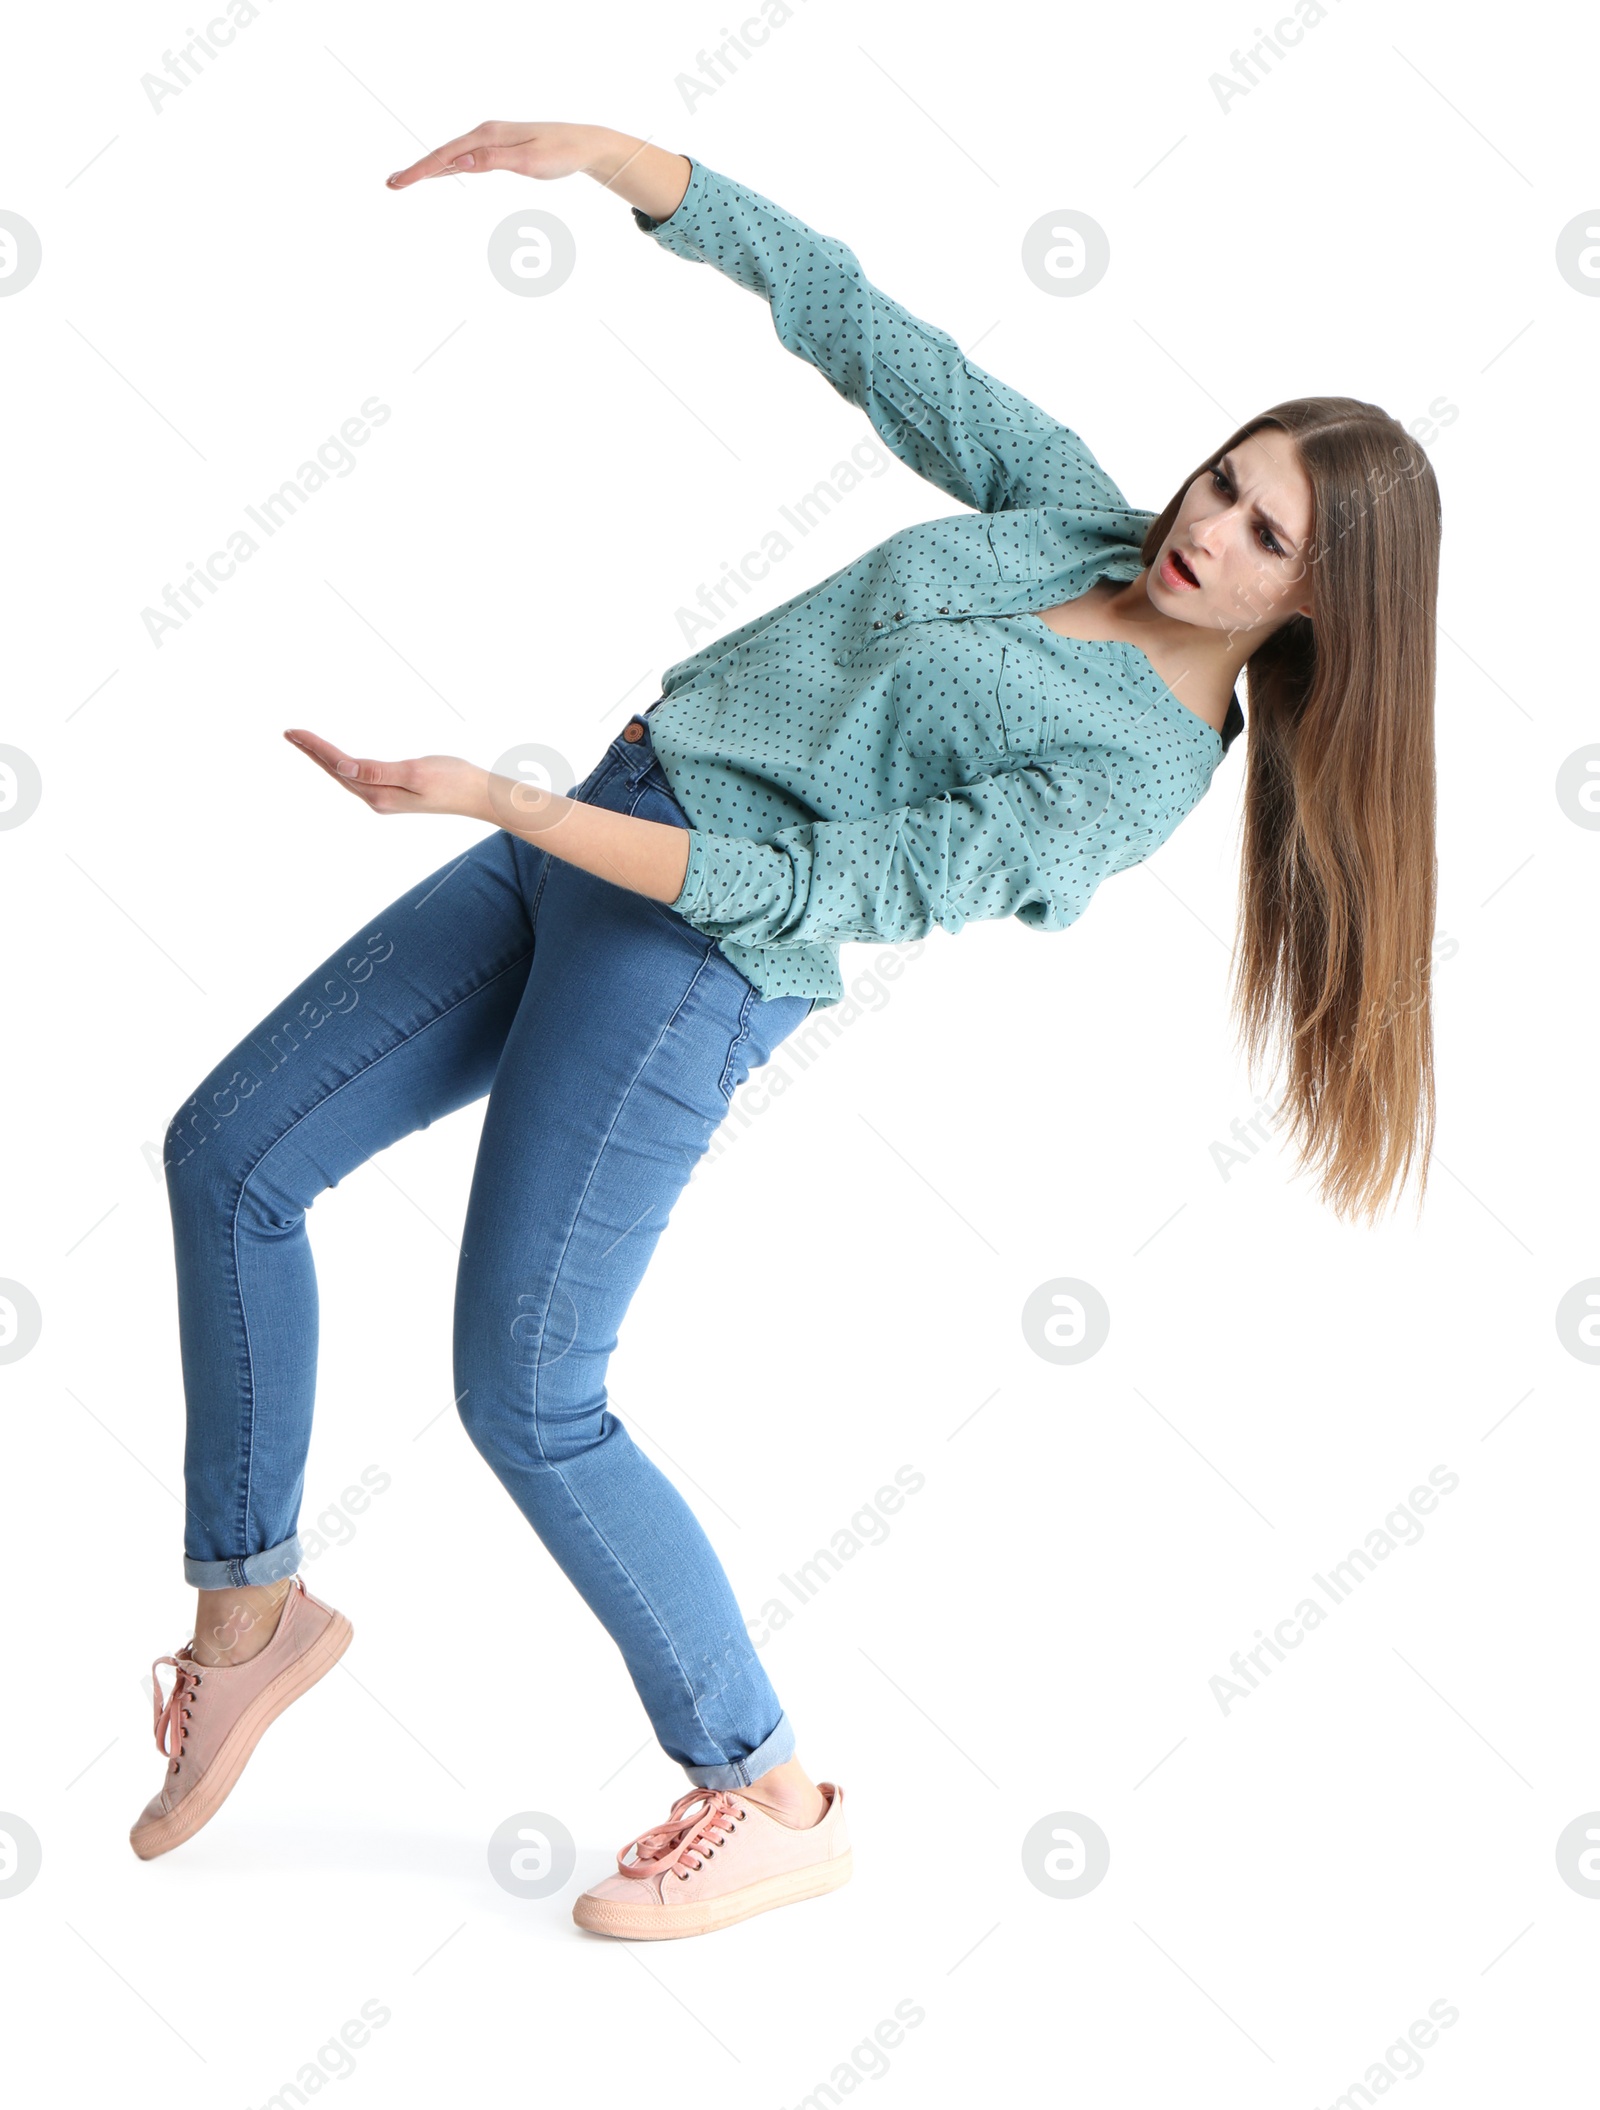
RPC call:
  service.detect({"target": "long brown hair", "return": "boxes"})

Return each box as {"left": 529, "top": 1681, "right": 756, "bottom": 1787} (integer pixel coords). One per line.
{"left": 1140, "top": 398, "right": 1441, "bottom": 1224}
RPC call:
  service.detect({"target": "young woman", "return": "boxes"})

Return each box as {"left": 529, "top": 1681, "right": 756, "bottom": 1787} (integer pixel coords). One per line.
{"left": 133, "top": 122, "right": 1442, "bottom": 1940}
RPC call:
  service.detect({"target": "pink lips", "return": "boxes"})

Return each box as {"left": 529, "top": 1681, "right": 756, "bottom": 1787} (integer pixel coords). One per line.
{"left": 1162, "top": 548, "right": 1200, "bottom": 590}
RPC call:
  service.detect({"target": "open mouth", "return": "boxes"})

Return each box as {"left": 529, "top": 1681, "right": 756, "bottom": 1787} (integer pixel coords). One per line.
{"left": 1168, "top": 549, "right": 1200, "bottom": 587}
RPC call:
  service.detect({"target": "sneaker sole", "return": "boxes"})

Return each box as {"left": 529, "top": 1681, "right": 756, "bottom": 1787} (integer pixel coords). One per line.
{"left": 571, "top": 1846, "right": 854, "bottom": 1940}
{"left": 129, "top": 1610, "right": 354, "bottom": 1862}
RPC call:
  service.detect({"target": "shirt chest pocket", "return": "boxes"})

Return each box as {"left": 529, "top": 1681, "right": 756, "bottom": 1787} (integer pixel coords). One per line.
{"left": 985, "top": 510, "right": 1046, "bottom": 581}
{"left": 892, "top": 638, "right": 1058, "bottom": 764}
{"left": 992, "top": 643, "right": 1059, "bottom": 751}
{"left": 891, "top": 654, "right": 1008, "bottom": 764}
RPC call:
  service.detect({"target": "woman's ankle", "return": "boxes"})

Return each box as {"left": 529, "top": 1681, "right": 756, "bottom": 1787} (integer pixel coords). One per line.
{"left": 191, "top": 1575, "right": 294, "bottom": 1667}
{"left": 741, "top": 1756, "right": 827, "bottom": 1826}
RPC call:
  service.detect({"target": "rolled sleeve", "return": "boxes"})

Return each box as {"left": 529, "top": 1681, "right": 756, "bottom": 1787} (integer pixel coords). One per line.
{"left": 669, "top": 827, "right": 712, "bottom": 917}
{"left": 667, "top": 760, "right": 1145, "bottom": 953}
{"left": 630, "top": 154, "right": 717, "bottom": 251}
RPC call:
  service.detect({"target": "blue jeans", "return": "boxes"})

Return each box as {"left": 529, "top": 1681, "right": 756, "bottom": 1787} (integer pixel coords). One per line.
{"left": 163, "top": 713, "right": 814, "bottom": 1789}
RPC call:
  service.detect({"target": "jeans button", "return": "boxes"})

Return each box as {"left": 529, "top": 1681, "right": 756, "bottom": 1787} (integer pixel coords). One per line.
{"left": 622, "top": 720, "right": 645, "bottom": 743}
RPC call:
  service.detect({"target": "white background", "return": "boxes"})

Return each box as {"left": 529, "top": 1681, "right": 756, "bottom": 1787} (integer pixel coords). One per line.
{"left": 2, "top": 1, "right": 1596, "bottom": 2102}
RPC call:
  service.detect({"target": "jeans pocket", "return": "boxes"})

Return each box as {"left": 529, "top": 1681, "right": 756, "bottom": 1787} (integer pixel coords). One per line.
{"left": 627, "top": 767, "right": 691, "bottom": 831}
{"left": 570, "top": 753, "right": 625, "bottom": 807}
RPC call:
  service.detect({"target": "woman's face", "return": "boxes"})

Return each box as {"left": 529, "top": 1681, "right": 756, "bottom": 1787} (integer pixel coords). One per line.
{"left": 1149, "top": 429, "right": 1315, "bottom": 639}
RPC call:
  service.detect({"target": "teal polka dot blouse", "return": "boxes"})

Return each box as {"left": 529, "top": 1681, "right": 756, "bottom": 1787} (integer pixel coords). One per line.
{"left": 630, "top": 157, "right": 1242, "bottom": 1009}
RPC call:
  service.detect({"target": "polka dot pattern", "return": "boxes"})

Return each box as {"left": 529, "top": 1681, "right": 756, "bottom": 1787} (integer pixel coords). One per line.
{"left": 632, "top": 159, "right": 1241, "bottom": 1007}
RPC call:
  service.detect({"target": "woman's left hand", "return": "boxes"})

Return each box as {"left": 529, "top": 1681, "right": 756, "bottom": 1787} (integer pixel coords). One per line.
{"left": 284, "top": 729, "right": 490, "bottom": 819}
{"left": 284, "top": 725, "right": 692, "bottom": 904}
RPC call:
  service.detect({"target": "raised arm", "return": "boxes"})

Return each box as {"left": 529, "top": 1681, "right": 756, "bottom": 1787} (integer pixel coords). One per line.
{"left": 616, "top": 144, "right": 1118, "bottom": 516}
{"left": 385, "top": 122, "right": 1118, "bottom": 516}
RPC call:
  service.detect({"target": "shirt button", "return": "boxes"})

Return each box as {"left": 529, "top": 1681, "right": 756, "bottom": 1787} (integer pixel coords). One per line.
{"left": 871, "top": 620, "right": 883, "bottom": 629}
{"left": 937, "top": 606, "right": 949, "bottom": 614}
{"left": 893, "top": 610, "right": 904, "bottom": 620}
{"left": 622, "top": 719, "right": 645, "bottom": 743}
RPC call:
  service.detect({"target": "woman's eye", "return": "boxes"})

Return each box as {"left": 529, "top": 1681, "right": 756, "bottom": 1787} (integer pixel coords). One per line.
{"left": 1215, "top": 466, "right": 1291, "bottom": 552}
{"left": 1214, "top": 465, "right": 1283, "bottom": 554}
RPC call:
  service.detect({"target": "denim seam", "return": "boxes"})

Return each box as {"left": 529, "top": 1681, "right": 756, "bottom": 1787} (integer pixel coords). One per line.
{"left": 524, "top": 836, "right": 553, "bottom": 935}
{"left": 220, "top": 947, "right": 536, "bottom": 1568}
{"left": 683, "top": 1709, "right": 792, "bottom": 1788}
{"left": 580, "top": 757, "right": 626, "bottom": 802}
{"left": 522, "top": 944, "right": 744, "bottom": 1767}
{"left": 717, "top": 984, "right": 756, "bottom": 1103}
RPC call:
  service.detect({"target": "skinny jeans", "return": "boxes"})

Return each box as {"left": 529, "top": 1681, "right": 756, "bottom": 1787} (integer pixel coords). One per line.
{"left": 163, "top": 713, "right": 813, "bottom": 1788}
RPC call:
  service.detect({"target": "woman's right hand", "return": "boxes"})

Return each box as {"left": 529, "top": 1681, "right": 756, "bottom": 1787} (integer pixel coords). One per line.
{"left": 384, "top": 124, "right": 691, "bottom": 222}
{"left": 386, "top": 120, "right": 604, "bottom": 189}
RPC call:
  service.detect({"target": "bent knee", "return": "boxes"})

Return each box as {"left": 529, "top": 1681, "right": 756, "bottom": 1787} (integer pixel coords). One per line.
{"left": 163, "top": 1073, "right": 304, "bottom": 1233}
{"left": 454, "top": 1347, "right": 612, "bottom": 1467}
{"left": 163, "top": 1067, "right": 268, "bottom": 1178}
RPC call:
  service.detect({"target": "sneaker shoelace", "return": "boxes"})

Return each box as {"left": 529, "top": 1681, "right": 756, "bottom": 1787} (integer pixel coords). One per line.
{"left": 151, "top": 1653, "right": 204, "bottom": 1775}
{"left": 147, "top": 1577, "right": 303, "bottom": 1775}
{"left": 616, "top": 1787, "right": 747, "bottom": 1883}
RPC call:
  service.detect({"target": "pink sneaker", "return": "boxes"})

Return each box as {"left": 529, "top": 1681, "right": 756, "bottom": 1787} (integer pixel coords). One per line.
{"left": 129, "top": 1575, "right": 352, "bottom": 1861}
{"left": 572, "top": 1782, "right": 853, "bottom": 1940}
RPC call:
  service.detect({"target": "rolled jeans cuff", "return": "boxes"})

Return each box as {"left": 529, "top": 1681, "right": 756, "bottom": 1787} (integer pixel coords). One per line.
{"left": 184, "top": 1532, "right": 302, "bottom": 1590}
{"left": 679, "top": 1708, "right": 796, "bottom": 1791}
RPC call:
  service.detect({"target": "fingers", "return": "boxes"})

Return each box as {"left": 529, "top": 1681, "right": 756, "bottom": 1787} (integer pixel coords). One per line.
{"left": 284, "top": 728, "right": 358, "bottom": 780}
{"left": 348, "top": 757, "right": 422, "bottom": 792}
{"left": 284, "top": 730, "right": 416, "bottom": 808}
{"left": 386, "top": 121, "right": 508, "bottom": 188}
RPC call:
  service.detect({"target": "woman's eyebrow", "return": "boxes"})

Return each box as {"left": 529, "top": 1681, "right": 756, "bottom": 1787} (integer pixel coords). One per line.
{"left": 1221, "top": 452, "right": 1299, "bottom": 553}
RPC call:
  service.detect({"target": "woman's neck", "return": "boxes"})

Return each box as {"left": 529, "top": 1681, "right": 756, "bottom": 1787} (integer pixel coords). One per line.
{"left": 1031, "top": 574, "right": 1246, "bottom": 731}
